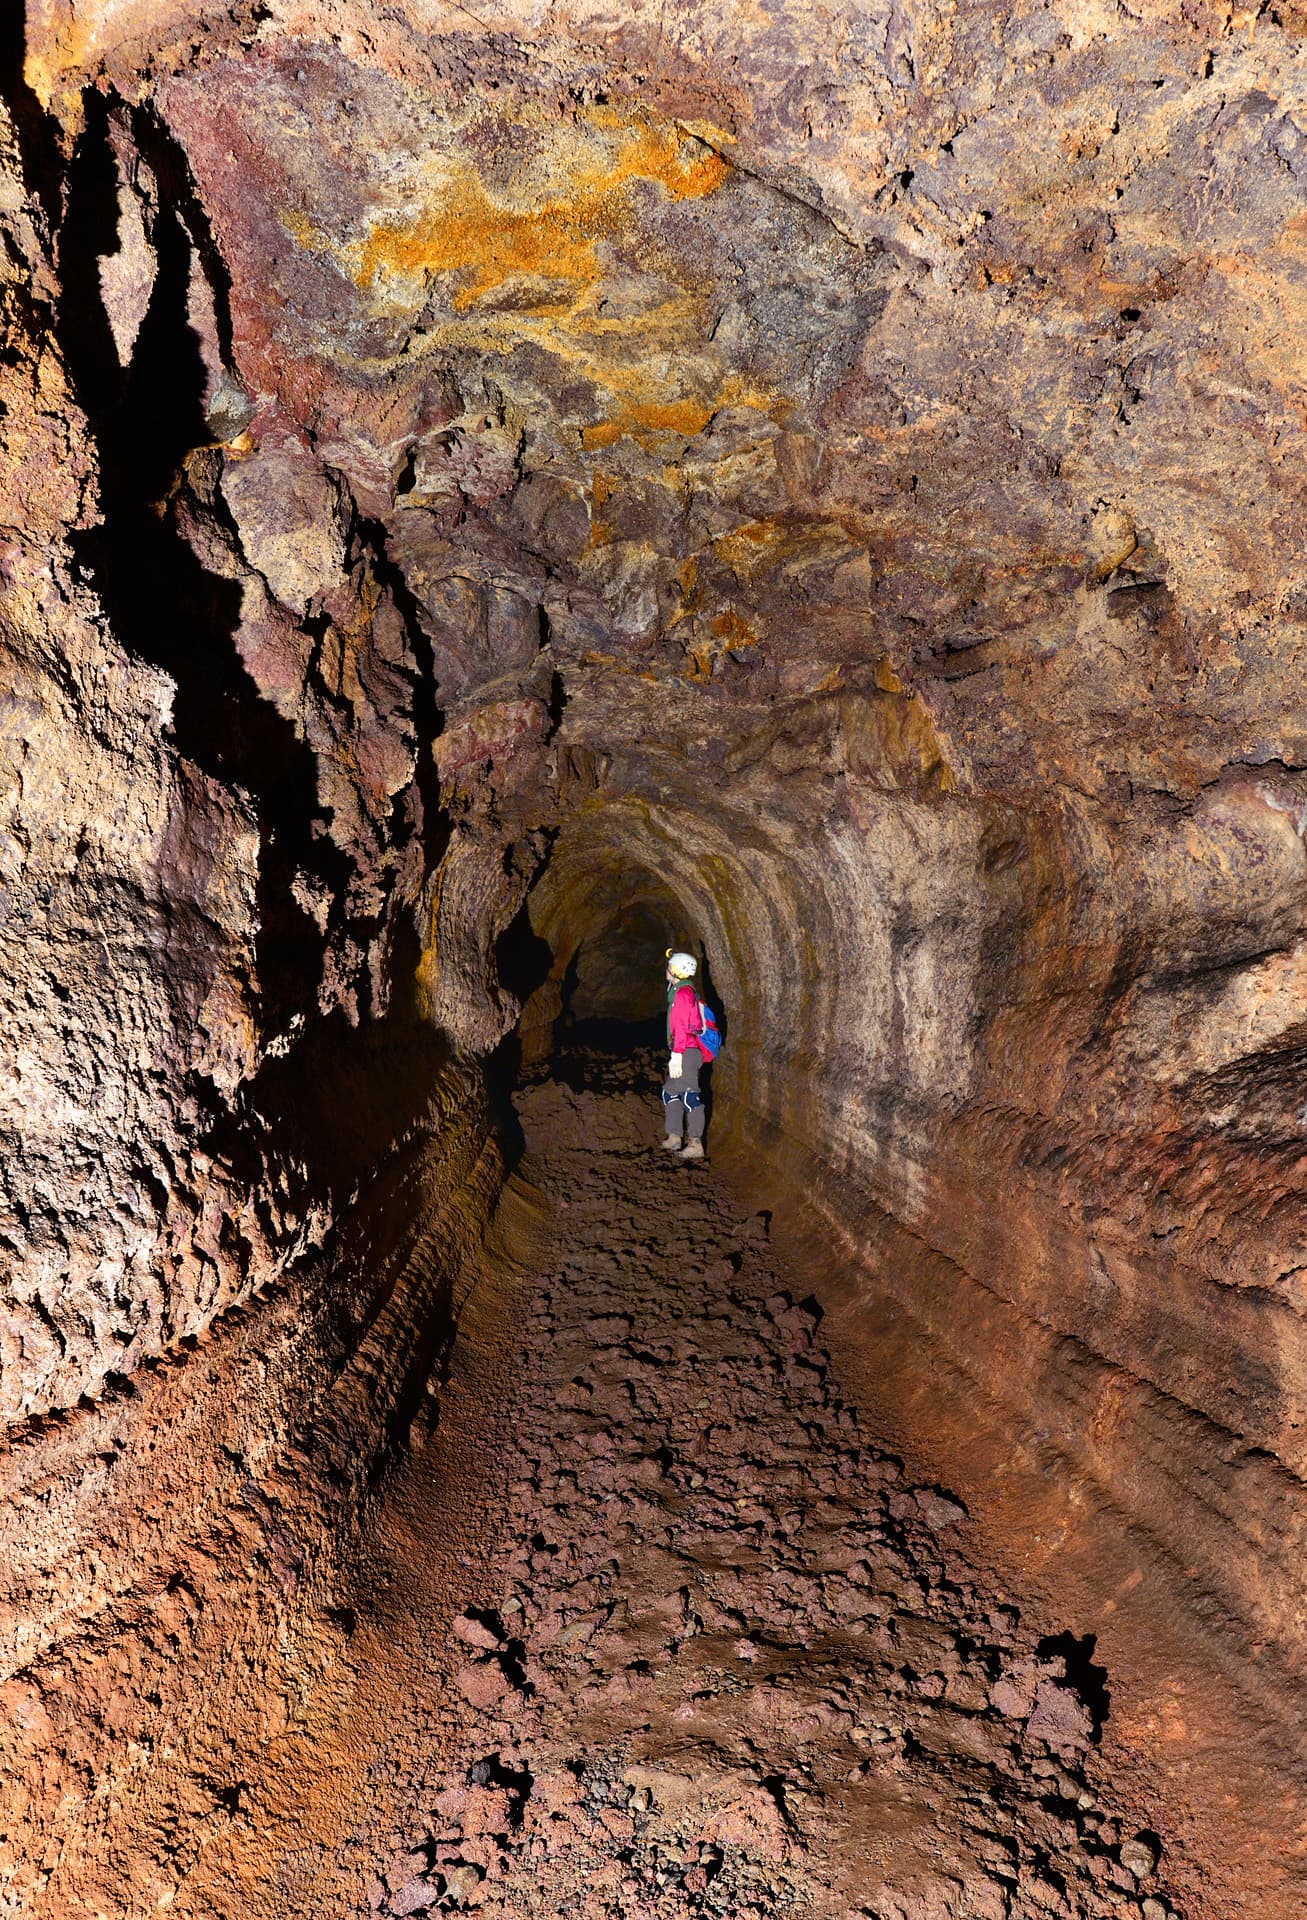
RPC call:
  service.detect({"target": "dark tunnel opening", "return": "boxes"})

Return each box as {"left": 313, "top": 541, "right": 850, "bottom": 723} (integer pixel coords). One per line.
{"left": 555, "top": 884, "right": 681, "bottom": 1057}
{"left": 495, "top": 855, "right": 716, "bottom": 1107}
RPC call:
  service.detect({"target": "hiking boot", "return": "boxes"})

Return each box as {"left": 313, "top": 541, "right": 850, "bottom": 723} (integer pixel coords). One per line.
{"left": 679, "top": 1138, "right": 706, "bottom": 1161}
{"left": 661, "top": 1134, "right": 684, "bottom": 1151}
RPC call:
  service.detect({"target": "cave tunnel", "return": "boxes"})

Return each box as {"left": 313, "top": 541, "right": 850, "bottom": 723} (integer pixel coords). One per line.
{"left": 519, "top": 854, "right": 691, "bottom": 1061}
{"left": 4, "top": 2, "right": 1307, "bottom": 1915}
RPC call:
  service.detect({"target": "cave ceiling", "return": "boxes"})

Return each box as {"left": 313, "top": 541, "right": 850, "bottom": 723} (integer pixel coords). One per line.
{"left": 19, "top": 0, "right": 1307, "bottom": 829}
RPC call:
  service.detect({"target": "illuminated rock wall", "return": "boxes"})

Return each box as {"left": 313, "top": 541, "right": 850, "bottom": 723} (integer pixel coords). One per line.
{"left": 5, "top": 0, "right": 1307, "bottom": 1899}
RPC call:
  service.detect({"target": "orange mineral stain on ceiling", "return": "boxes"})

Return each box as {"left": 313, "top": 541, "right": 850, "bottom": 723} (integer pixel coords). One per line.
{"left": 579, "top": 375, "right": 778, "bottom": 451}
{"left": 280, "top": 105, "right": 755, "bottom": 436}
{"left": 355, "top": 108, "right": 728, "bottom": 306}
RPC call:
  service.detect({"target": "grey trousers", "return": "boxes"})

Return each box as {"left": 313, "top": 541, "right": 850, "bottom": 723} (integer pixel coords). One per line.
{"left": 662, "top": 1047, "right": 706, "bottom": 1140}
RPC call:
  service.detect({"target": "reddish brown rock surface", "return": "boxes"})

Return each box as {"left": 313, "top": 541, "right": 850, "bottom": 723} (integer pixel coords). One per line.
{"left": 4, "top": 0, "right": 1307, "bottom": 1909}
{"left": 169, "top": 1080, "right": 1200, "bottom": 1920}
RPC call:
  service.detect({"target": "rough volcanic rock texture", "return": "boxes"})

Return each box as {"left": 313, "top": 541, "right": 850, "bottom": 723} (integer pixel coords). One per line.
{"left": 185, "top": 1080, "right": 1183, "bottom": 1920}
{"left": 0, "top": 1052, "right": 502, "bottom": 1917}
{"left": 0, "top": 64, "right": 511, "bottom": 1909}
{"left": 7, "top": 0, "right": 1307, "bottom": 1906}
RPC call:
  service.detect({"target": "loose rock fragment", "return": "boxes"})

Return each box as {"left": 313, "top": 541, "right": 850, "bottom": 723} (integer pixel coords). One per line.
{"left": 452, "top": 1612, "right": 504, "bottom": 1652}
{"left": 1120, "top": 1832, "right": 1161, "bottom": 1878}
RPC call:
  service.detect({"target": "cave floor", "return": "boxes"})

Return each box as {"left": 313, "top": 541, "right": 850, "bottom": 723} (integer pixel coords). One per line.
{"left": 181, "top": 1077, "right": 1186, "bottom": 1920}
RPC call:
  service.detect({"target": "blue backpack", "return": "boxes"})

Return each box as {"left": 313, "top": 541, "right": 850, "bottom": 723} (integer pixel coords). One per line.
{"left": 696, "top": 1000, "right": 723, "bottom": 1059}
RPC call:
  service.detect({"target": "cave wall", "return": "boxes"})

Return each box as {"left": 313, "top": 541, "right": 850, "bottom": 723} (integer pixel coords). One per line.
{"left": 0, "top": 1047, "right": 502, "bottom": 1916}
{"left": 0, "top": 84, "right": 521, "bottom": 1906}
{"left": 7, "top": 0, "right": 1307, "bottom": 1897}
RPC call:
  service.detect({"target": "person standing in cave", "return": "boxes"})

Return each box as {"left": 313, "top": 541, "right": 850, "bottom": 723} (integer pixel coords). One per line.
{"left": 662, "top": 950, "right": 709, "bottom": 1161}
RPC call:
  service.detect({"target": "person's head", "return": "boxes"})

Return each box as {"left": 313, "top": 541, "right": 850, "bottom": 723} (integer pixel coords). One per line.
{"left": 666, "top": 949, "right": 697, "bottom": 985}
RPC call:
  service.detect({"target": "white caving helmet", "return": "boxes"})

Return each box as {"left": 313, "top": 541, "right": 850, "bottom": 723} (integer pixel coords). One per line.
{"left": 665, "top": 949, "right": 698, "bottom": 980}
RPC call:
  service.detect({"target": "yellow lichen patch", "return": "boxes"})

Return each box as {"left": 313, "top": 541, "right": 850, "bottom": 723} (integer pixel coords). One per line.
{"left": 581, "top": 399, "right": 715, "bottom": 449}
{"left": 661, "top": 557, "right": 701, "bottom": 636}
{"left": 273, "top": 106, "right": 774, "bottom": 450}
{"left": 588, "top": 472, "right": 617, "bottom": 545}
{"left": 685, "top": 640, "right": 716, "bottom": 684}
{"left": 681, "top": 608, "right": 758, "bottom": 684}
{"left": 721, "top": 521, "right": 778, "bottom": 546}
{"left": 22, "top": 0, "right": 100, "bottom": 121}
{"left": 355, "top": 107, "right": 727, "bottom": 306}
{"left": 283, "top": 208, "right": 333, "bottom": 254}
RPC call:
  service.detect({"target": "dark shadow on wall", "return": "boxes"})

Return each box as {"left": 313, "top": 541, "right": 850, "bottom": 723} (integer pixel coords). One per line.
{"left": 221, "top": 992, "right": 459, "bottom": 1207}
{"left": 54, "top": 91, "right": 347, "bottom": 1039}
{"left": 0, "top": 8, "right": 63, "bottom": 230}
{"left": 483, "top": 889, "right": 557, "bottom": 1165}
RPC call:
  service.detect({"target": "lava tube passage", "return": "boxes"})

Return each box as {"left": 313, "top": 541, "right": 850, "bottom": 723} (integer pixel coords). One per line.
{"left": 3, "top": 4, "right": 1306, "bottom": 1915}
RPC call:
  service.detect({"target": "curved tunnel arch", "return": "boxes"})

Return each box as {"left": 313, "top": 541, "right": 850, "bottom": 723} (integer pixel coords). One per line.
{"left": 510, "top": 775, "right": 1006, "bottom": 1187}
{"left": 516, "top": 795, "right": 814, "bottom": 1118}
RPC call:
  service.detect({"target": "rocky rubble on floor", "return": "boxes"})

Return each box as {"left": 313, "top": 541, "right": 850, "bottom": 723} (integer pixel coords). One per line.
{"left": 377, "top": 1083, "right": 1179, "bottom": 1919}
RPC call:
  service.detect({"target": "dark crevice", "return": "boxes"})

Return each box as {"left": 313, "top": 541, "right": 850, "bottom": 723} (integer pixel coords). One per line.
{"left": 354, "top": 512, "right": 450, "bottom": 880}
{"left": 128, "top": 100, "right": 237, "bottom": 372}
{"left": 0, "top": 8, "right": 64, "bottom": 233}
{"left": 1036, "top": 1631, "right": 1111, "bottom": 1741}
{"left": 54, "top": 92, "right": 346, "bottom": 1039}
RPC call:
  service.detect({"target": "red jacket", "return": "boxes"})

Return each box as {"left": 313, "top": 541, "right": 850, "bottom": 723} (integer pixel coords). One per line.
{"left": 668, "top": 984, "right": 706, "bottom": 1056}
